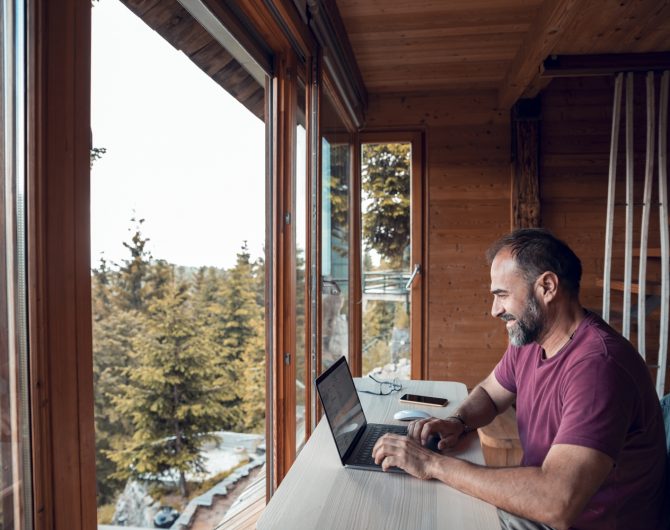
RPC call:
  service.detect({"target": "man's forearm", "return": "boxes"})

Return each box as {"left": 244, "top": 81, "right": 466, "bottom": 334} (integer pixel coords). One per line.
{"left": 430, "top": 457, "right": 571, "bottom": 530}
{"left": 453, "top": 385, "right": 501, "bottom": 431}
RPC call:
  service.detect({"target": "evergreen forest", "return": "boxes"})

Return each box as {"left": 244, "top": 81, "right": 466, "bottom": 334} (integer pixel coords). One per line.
{"left": 92, "top": 219, "right": 265, "bottom": 503}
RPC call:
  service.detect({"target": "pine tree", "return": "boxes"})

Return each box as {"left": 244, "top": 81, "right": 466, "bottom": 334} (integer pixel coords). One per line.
{"left": 92, "top": 254, "right": 144, "bottom": 502}
{"left": 116, "top": 217, "right": 152, "bottom": 312}
{"left": 218, "top": 244, "right": 265, "bottom": 431}
{"left": 92, "top": 257, "right": 113, "bottom": 320}
{"left": 93, "top": 307, "right": 140, "bottom": 502}
{"left": 191, "top": 265, "right": 240, "bottom": 429}
{"left": 239, "top": 255, "right": 266, "bottom": 432}
{"left": 110, "top": 270, "right": 226, "bottom": 498}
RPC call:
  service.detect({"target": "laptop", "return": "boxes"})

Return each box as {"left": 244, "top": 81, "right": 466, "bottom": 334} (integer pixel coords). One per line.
{"left": 316, "top": 356, "right": 439, "bottom": 473}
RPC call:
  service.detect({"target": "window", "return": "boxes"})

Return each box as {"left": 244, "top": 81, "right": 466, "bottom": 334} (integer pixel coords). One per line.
{"left": 358, "top": 134, "right": 425, "bottom": 380}
{"left": 0, "top": 0, "right": 33, "bottom": 527}
{"left": 360, "top": 142, "right": 413, "bottom": 377}
{"left": 320, "top": 89, "right": 353, "bottom": 372}
{"left": 91, "top": 2, "right": 269, "bottom": 525}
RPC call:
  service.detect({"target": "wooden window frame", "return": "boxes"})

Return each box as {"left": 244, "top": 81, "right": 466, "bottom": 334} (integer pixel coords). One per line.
{"left": 27, "top": 0, "right": 97, "bottom": 528}
{"left": 270, "top": 49, "right": 318, "bottom": 491}
{"left": 23, "top": 0, "right": 342, "bottom": 516}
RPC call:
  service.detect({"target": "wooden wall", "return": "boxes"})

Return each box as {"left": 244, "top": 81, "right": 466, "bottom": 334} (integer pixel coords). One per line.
{"left": 366, "top": 91, "right": 511, "bottom": 388}
{"left": 366, "top": 75, "right": 669, "bottom": 390}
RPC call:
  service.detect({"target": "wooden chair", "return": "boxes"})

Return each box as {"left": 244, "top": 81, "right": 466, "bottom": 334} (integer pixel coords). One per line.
{"left": 477, "top": 407, "right": 523, "bottom": 467}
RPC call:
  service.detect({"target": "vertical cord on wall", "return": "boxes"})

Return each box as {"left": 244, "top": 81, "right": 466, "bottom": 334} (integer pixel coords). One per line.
{"left": 602, "top": 73, "right": 623, "bottom": 323}
{"left": 656, "top": 71, "right": 669, "bottom": 397}
{"left": 638, "top": 72, "right": 655, "bottom": 359}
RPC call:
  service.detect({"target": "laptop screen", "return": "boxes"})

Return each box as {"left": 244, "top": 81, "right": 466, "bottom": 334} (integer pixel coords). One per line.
{"left": 316, "top": 357, "right": 367, "bottom": 460}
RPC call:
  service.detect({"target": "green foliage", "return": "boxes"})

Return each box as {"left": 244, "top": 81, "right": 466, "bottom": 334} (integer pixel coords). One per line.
{"left": 93, "top": 307, "right": 140, "bottom": 502}
{"left": 92, "top": 223, "right": 266, "bottom": 503}
{"left": 324, "top": 142, "right": 351, "bottom": 257}
{"left": 90, "top": 146, "right": 107, "bottom": 167}
{"left": 110, "top": 276, "right": 228, "bottom": 497}
{"left": 97, "top": 503, "right": 116, "bottom": 525}
{"left": 362, "top": 300, "right": 397, "bottom": 375}
{"left": 117, "top": 218, "right": 152, "bottom": 311}
{"left": 361, "top": 143, "right": 411, "bottom": 268}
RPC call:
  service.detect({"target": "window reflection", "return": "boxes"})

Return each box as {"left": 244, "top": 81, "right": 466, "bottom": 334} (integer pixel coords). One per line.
{"left": 1, "top": 0, "right": 33, "bottom": 527}
{"left": 320, "top": 91, "right": 351, "bottom": 372}
{"left": 295, "top": 82, "right": 307, "bottom": 452}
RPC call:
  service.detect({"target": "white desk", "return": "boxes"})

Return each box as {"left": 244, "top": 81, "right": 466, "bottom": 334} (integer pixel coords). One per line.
{"left": 258, "top": 379, "right": 499, "bottom": 529}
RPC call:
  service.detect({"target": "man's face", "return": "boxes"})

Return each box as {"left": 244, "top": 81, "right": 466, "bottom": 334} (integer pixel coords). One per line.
{"left": 490, "top": 249, "right": 545, "bottom": 346}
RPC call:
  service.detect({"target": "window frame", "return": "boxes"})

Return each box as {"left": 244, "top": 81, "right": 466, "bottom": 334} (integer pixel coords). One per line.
{"left": 26, "top": 0, "right": 357, "bottom": 521}
{"left": 27, "top": 0, "right": 97, "bottom": 528}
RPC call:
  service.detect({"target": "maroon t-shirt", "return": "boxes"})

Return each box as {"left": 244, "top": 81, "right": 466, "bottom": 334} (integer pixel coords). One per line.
{"left": 494, "top": 311, "right": 666, "bottom": 529}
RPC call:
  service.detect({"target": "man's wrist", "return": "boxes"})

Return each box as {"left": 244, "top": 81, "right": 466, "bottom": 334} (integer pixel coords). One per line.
{"left": 446, "top": 413, "right": 471, "bottom": 435}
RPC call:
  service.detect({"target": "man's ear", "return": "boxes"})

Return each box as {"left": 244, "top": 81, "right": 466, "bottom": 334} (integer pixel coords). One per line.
{"left": 537, "top": 272, "right": 559, "bottom": 301}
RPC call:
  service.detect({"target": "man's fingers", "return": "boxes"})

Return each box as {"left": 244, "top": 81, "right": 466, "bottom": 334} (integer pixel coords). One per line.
{"left": 437, "top": 434, "right": 459, "bottom": 450}
{"left": 381, "top": 455, "right": 396, "bottom": 472}
{"left": 420, "top": 419, "right": 442, "bottom": 444}
{"left": 373, "top": 433, "right": 404, "bottom": 462}
{"left": 407, "top": 419, "right": 429, "bottom": 441}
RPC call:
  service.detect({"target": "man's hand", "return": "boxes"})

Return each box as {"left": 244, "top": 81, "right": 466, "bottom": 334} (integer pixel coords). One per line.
{"left": 372, "top": 433, "right": 442, "bottom": 479}
{"left": 406, "top": 417, "right": 464, "bottom": 450}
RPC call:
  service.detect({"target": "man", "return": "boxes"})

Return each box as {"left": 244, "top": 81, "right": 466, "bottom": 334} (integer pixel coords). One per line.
{"left": 372, "top": 229, "right": 667, "bottom": 530}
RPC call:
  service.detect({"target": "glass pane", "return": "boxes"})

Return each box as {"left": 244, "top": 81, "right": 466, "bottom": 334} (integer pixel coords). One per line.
{"left": 361, "top": 143, "right": 412, "bottom": 379}
{"left": 321, "top": 92, "right": 350, "bottom": 372}
{"left": 92, "top": 2, "right": 267, "bottom": 526}
{"left": 1, "top": 0, "right": 33, "bottom": 527}
{"left": 295, "top": 81, "right": 307, "bottom": 452}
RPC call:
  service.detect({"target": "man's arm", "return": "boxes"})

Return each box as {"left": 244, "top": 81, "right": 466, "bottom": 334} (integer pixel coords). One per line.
{"left": 372, "top": 438, "right": 613, "bottom": 530}
{"left": 411, "top": 371, "right": 516, "bottom": 448}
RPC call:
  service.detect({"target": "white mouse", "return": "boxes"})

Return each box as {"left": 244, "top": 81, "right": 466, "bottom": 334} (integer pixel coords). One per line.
{"left": 393, "top": 409, "right": 432, "bottom": 421}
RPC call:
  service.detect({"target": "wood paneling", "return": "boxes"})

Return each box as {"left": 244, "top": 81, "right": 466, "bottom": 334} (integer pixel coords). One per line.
{"left": 336, "top": 0, "right": 670, "bottom": 107}
{"left": 497, "top": 0, "right": 581, "bottom": 108}
{"left": 366, "top": 91, "right": 510, "bottom": 388}
{"left": 553, "top": 0, "right": 670, "bottom": 55}
{"left": 336, "top": 0, "right": 542, "bottom": 94}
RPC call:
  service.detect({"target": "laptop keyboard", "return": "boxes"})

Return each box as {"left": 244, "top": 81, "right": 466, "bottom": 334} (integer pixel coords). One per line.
{"left": 349, "top": 424, "right": 407, "bottom": 466}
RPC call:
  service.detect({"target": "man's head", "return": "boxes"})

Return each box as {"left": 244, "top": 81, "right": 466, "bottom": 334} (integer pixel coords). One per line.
{"left": 486, "top": 229, "right": 582, "bottom": 346}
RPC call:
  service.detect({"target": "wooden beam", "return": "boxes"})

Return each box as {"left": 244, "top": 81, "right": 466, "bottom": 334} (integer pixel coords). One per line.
{"left": 511, "top": 98, "right": 541, "bottom": 229}
{"left": 498, "top": 0, "right": 580, "bottom": 109}
{"left": 29, "top": 0, "right": 97, "bottom": 528}
{"left": 542, "top": 52, "right": 670, "bottom": 78}
{"left": 307, "top": 0, "right": 367, "bottom": 128}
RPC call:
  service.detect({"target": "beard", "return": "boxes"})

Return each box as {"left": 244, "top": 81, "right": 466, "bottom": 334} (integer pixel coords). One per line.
{"left": 501, "top": 292, "right": 544, "bottom": 346}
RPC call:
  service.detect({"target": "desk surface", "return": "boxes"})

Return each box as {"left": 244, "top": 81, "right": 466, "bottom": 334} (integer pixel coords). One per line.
{"left": 257, "top": 379, "right": 499, "bottom": 530}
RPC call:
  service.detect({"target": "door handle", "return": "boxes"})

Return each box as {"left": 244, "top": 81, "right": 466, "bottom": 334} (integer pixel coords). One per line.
{"left": 405, "top": 264, "right": 422, "bottom": 290}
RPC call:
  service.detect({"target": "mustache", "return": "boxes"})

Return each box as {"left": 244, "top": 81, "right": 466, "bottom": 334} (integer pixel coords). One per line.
{"left": 500, "top": 313, "right": 516, "bottom": 322}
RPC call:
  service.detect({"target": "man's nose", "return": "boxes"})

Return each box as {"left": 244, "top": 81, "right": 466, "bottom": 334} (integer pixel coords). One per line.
{"left": 491, "top": 298, "right": 504, "bottom": 318}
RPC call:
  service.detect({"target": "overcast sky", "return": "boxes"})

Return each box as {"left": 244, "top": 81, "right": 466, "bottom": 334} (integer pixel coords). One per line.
{"left": 91, "top": 0, "right": 266, "bottom": 270}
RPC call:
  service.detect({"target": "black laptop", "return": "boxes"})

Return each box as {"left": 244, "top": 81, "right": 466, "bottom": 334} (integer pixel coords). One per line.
{"left": 316, "top": 356, "right": 438, "bottom": 473}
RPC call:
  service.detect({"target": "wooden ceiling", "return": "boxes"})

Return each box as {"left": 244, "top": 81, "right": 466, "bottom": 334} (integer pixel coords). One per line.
{"left": 335, "top": 0, "right": 544, "bottom": 93}
{"left": 119, "top": 0, "right": 670, "bottom": 116}
{"left": 335, "top": 0, "right": 670, "bottom": 102}
{"left": 119, "top": 0, "right": 265, "bottom": 120}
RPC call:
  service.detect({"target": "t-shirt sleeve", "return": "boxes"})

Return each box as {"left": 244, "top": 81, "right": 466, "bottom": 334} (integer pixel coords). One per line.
{"left": 552, "top": 354, "right": 634, "bottom": 462}
{"left": 494, "top": 345, "right": 518, "bottom": 394}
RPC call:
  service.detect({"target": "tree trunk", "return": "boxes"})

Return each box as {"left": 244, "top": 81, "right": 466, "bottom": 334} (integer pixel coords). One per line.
{"left": 173, "top": 382, "right": 187, "bottom": 497}
{"left": 179, "top": 470, "right": 187, "bottom": 498}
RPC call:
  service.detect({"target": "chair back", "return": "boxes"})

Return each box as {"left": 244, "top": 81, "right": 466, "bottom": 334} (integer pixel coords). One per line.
{"left": 660, "top": 394, "right": 670, "bottom": 528}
